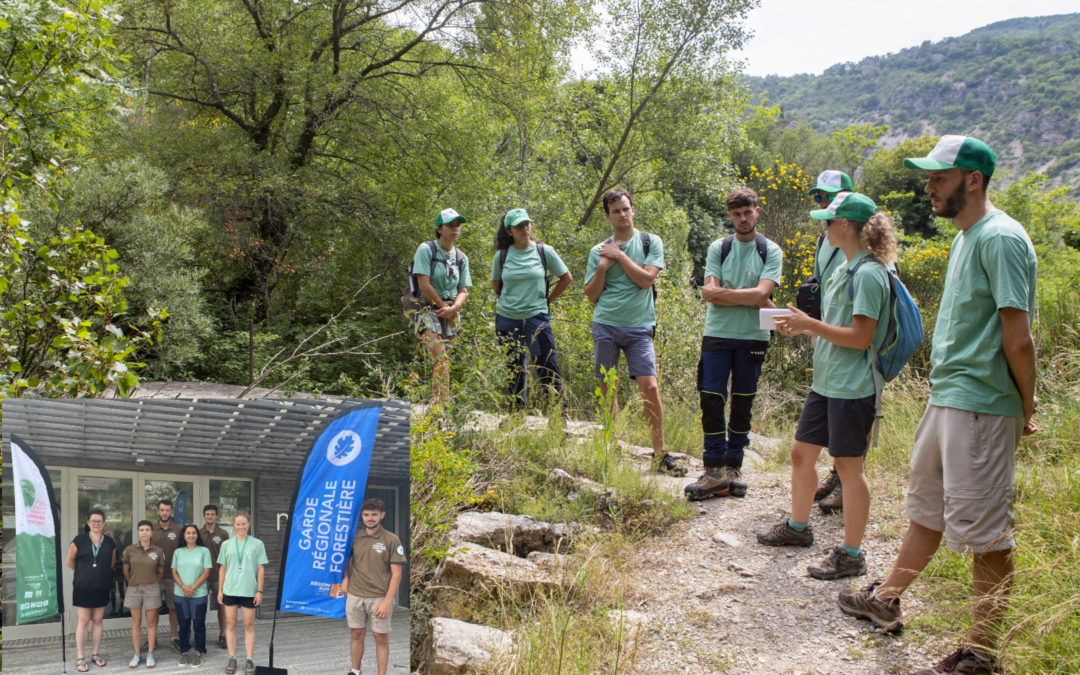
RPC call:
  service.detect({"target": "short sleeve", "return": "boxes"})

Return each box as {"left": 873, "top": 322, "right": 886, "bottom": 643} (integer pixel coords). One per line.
{"left": 584, "top": 246, "right": 600, "bottom": 285}
{"left": 122, "top": 547, "right": 131, "bottom": 564}
{"left": 412, "top": 243, "right": 432, "bottom": 278}
{"left": 389, "top": 536, "right": 407, "bottom": 564}
{"left": 157, "top": 550, "right": 165, "bottom": 567}
{"left": 546, "top": 246, "right": 569, "bottom": 277}
{"left": 217, "top": 548, "right": 228, "bottom": 566}
{"left": 644, "top": 234, "right": 665, "bottom": 270}
{"left": 171, "top": 555, "right": 180, "bottom": 569}
{"left": 762, "top": 243, "right": 783, "bottom": 284}
{"left": 490, "top": 253, "right": 502, "bottom": 281}
{"left": 256, "top": 541, "right": 269, "bottom": 565}
{"left": 703, "top": 240, "right": 722, "bottom": 280}
{"left": 202, "top": 548, "right": 213, "bottom": 569}
{"left": 457, "top": 254, "right": 472, "bottom": 288}
{"left": 981, "top": 232, "right": 1033, "bottom": 312}
{"left": 853, "top": 264, "right": 890, "bottom": 321}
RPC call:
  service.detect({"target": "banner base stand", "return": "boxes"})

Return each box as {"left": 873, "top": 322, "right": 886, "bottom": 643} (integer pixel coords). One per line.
{"left": 255, "top": 610, "right": 287, "bottom": 675}
{"left": 254, "top": 666, "right": 288, "bottom": 675}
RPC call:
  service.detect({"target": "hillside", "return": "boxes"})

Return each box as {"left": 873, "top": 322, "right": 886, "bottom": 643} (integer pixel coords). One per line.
{"left": 745, "top": 13, "right": 1080, "bottom": 194}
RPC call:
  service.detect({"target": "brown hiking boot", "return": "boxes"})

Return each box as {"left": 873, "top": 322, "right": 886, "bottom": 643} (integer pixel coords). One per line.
{"left": 807, "top": 545, "right": 867, "bottom": 580}
{"left": 815, "top": 467, "right": 841, "bottom": 501}
{"left": 819, "top": 482, "right": 844, "bottom": 513}
{"left": 726, "top": 466, "right": 742, "bottom": 482}
{"left": 684, "top": 467, "right": 729, "bottom": 500}
{"left": 910, "top": 646, "right": 1000, "bottom": 674}
{"left": 837, "top": 580, "right": 903, "bottom": 631}
{"left": 756, "top": 517, "right": 814, "bottom": 547}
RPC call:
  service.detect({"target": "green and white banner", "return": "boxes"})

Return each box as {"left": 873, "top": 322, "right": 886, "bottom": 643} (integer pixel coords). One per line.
{"left": 11, "top": 433, "right": 64, "bottom": 624}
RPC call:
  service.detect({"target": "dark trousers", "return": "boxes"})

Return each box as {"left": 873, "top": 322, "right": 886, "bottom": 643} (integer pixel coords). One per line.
{"left": 699, "top": 337, "right": 766, "bottom": 468}
{"left": 495, "top": 313, "right": 566, "bottom": 410}
{"left": 175, "top": 595, "right": 208, "bottom": 654}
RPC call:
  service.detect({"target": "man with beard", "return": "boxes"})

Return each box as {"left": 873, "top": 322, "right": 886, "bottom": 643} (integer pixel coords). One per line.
{"left": 150, "top": 499, "right": 185, "bottom": 652}
{"left": 685, "top": 187, "right": 783, "bottom": 500}
{"left": 838, "top": 136, "right": 1038, "bottom": 675}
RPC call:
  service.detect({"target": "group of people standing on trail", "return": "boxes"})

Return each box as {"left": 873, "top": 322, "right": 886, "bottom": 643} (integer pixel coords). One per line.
{"left": 66, "top": 497, "right": 404, "bottom": 675}
{"left": 407, "top": 134, "right": 1039, "bottom": 675}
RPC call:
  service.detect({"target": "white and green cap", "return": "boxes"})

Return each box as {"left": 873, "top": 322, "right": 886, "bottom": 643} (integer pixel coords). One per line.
{"left": 435, "top": 208, "right": 467, "bottom": 227}
{"left": 809, "top": 192, "right": 877, "bottom": 222}
{"left": 807, "top": 170, "right": 854, "bottom": 195}
{"left": 903, "top": 135, "right": 996, "bottom": 177}
{"left": 503, "top": 208, "right": 531, "bottom": 228}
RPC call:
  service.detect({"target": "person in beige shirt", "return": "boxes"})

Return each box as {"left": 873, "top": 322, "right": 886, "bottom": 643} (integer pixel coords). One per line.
{"left": 199, "top": 504, "right": 230, "bottom": 648}
{"left": 150, "top": 499, "right": 184, "bottom": 652}
{"left": 123, "top": 520, "right": 165, "bottom": 668}
{"left": 340, "top": 498, "right": 405, "bottom": 675}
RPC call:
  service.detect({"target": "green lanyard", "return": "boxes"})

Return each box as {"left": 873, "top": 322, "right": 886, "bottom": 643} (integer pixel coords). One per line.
{"left": 235, "top": 536, "right": 249, "bottom": 572}
{"left": 90, "top": 533, "right": 102, "bottom": 567}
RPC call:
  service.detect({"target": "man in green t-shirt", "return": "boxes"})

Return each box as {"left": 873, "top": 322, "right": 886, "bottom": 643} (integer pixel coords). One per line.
{"left": 839, "top": 136, "right": 1038, "bottom": 675}
{"left": 685, "top": 188, "right": 783, "bottom": 500}
{"left": 584, "top": 188, "right": 684, "bottom": 476}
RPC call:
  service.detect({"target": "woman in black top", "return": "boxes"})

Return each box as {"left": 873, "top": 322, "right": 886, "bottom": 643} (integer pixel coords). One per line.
{"left": 66, "top": 508, "right": 118, "bottom": 671}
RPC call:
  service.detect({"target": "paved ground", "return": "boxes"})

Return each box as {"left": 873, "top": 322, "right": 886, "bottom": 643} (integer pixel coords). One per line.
{"left": 2, "top": 612, "right": 410, "bottom": 674}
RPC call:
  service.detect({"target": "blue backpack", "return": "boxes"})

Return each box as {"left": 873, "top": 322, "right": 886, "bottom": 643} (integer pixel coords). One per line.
{"left": 846, "top": 257, "right": 924, "bottom": 445}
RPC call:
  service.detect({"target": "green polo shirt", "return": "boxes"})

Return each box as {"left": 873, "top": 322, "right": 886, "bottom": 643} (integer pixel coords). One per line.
{"left": 811, "top": 251, "right": 891, "bottom": 399}
{"left": 703, "top": 235, "right": 783, "bottom": 342}
{"left": 929, "top": 210, "right": 1037, "bottom": 417}
{"left": 491, "top": 244, "right": 569, "bottom": 319}
{"left": 585, "top": 230, "right": 664, "bottom": 328}
{"left": 412, "top": 242, "right": 472, "bottom": 301}
{"left": 814, "top": 235, "right": 845, "bottom": 295}
{"left": 217, "top": 535, "right": 269, "bottom": 598}
{"left": 172, "top": 546, "right": 213, "bottom": 598}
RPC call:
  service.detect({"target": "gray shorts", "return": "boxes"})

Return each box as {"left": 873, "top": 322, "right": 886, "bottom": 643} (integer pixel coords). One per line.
{"left": 906, "top": 404, "right": 1023, "bottom": 553}
{"left": 410, "top": 306, "right": 461, "bottom": 340}
{"left": 592, "top": 322, "right": 657, "bottom": 380}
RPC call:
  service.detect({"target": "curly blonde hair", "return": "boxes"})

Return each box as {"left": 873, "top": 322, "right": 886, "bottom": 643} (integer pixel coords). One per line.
{"left": 851, "top": 212, "right": 898, "bottom": 264}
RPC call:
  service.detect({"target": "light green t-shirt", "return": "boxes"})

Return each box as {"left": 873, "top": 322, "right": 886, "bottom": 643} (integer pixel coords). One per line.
{"left": 811, "top": 250, "right": 891, "bottom": 399}
{"left": 929, "top": 210, "right": 1038, "bottom": 417}
{"left": 585, "top": 230, "right": 664, "bottom": 328}
{"left": 491, "top": 243, "right": 569, "bottom": 320}
{"left": 814, "top": 234, "right": 845, "bottom": 296}
{"left": 703, "top": 235, "right": 783, "bottom": 342}
{"left": 412, "top": 242, "right": 472, "bottom": 301}
{"left": 217, "top": 536, "right": 269, "bottom": 598}
{"left": 171, "top": 546, "right": 213, "bottom": 598}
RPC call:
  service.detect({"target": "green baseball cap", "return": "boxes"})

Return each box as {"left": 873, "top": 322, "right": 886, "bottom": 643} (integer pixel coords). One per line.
{"left": 807, "top": 170, "right": 854, "bottom": 195}
{"left": 503, "top": 208, "right": 531, "bottom": 228}
{"left": 435, "top": 207, "right": 467, "bottom": 227}
{"left": 903, "top": 135, "right": 996, "bottom": 177}
{"left": 809, "top": 192, "right": 877, "bottom": 223}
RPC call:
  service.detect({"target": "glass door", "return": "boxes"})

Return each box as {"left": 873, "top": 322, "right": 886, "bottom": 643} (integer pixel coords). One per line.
{"left": 75, "top": 472, "right": 134, "bottom": 623}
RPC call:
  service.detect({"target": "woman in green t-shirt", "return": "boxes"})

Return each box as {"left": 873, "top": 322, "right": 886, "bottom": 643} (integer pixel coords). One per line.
{"left": 760, "top": 194, "right": 897, "bottom": 583}
{"left": 172, "top": 524, "right": 212, "bottom": 666}
{"left": 491, "top": 208, "right": 573, "bottom": 412}
{"left": 216, "top": 511, "right": 268, "bottom": 675}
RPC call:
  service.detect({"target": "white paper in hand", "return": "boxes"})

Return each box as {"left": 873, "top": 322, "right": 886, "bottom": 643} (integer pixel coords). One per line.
{"left": 759, "top": 309, "right": 794, "bottom": 331}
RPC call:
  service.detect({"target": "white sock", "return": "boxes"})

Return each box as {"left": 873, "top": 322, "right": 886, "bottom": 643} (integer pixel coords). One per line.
{"left": 352, "top": 669, "right": 362, "bottom": 675}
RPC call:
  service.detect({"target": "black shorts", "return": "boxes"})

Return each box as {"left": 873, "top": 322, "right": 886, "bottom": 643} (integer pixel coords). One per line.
{"left": 73, "top": 587, "right": 111, "bottom": 609}
{"left": 794, "top": 390, "right": 876, "bottom": 458}
{"left": 221, "top": 594, "right": 257, "bottom": 609}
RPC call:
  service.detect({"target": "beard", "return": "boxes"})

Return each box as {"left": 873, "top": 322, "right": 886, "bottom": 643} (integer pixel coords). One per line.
{"left": 934, "top": 180, "right": 968, "bottom": 218}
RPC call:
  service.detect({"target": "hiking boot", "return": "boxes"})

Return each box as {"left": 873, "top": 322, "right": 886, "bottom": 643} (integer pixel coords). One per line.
{"left": 655, "top": 453, "right": 687, "bottom": 476}
{"left": 726, "top": 466, "right": 747, "bottom": 497}
{"left": 815, "top": 467, "right": 840, "bottom": 501}
{"left": 225, "top": 656, "right": 237, "bottom": 674}
{"left": 807, "top": 545, "right": 868, "bottom": 580}
{"left": 819, "top": 482, "right": 844, "bottom": 514}
{"left": 684, "top": 467, "right": 729, "bottom": 500}
{"left": 726, "top": 466, "right": 742, "bottom": 482}
{"left": 179, "top": 652, "right": 191, "bottom": 667}
{"left": 244, "top": 659, "right": 256, "bottom": 674}
{"left": 191, "top": 653, "right": 204, "bottom": 668}
{"left": 838, "top": 580, "right": 903, "bottom": 632}
{"left": 756, "top": 517, "right": 814, "bottom": 547}
{"left": 910, "top": 646, "right": 999, "bottom": 674}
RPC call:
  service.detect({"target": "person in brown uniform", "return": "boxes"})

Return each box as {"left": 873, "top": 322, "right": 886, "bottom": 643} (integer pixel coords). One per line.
{"left": 199, "top": 504, "right": 230, "bottom": 649}
{"left": 123, "top": 520, "right": 165, "bottom": 668}
{"left": 150, "top": 499, "right": 184, "bottom": 653}
{"left": 340, "top": 498, "right": 405, "bottom": 675}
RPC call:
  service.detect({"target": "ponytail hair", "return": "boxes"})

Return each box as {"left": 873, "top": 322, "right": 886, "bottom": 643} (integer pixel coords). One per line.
{"left": 494, "top": 211, "right": 515, "bottom": 251}
{"left": 852, "top": 212, "right": 898, "bottom": 264}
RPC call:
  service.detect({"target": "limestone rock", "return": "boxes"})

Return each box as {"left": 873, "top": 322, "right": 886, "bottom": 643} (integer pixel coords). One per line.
{"left": 438, "top": 544, "right": 555, "bottom": 595}
{"left": 450, "top": 511, "right": 552, "bottom": 554}
{"left": 526, "top": 550, "right": 570, "bottom": 571}
{"left": 428, "top": 617, "right": 510, "bottom": 675}
{"left": 713, "top": 532, "right": 742, "bottom": 548}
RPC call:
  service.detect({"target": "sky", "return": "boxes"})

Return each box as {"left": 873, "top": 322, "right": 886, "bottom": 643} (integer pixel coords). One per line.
{"left": 735, "top": 0, "right": 1079, "bottom": 77}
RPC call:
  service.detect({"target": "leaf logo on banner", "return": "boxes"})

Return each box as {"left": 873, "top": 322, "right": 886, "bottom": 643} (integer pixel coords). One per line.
{"left": 20, "top": 479, "right": 36, "bottom": 509}
{"left": 333, "top": 435, "right": 354, "bottom": 460}
{"left": 326, "top": 430, "right": 362, "bottom": 466}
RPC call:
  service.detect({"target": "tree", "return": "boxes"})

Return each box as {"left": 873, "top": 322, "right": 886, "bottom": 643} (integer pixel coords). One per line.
{"left": 862, "top": 136, "right": 939, "bottom": 237}
{"left": 832, "top": 122, "right": 889, "bottom": 179}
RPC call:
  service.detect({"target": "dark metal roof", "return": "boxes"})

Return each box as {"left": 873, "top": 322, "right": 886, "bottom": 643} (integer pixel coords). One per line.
{"left": 1, "top": 397, "right": 409, "bottom": 483}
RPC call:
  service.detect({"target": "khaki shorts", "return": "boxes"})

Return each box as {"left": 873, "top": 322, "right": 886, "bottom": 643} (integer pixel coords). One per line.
{"left": 159, "top": 579, "right": 176, "bottom": 609}
{"left": 346, "top": 595, "right": 393, "bottom": 633}
{"left": 906, "top": 404, "right": 1023, "bottom": 553}
{"left": 124, "top": 583, "right": 163, "bottom": 610}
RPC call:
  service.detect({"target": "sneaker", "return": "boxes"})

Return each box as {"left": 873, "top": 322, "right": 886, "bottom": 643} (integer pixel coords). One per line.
{"left": 654, "top": 452, "right": 687, "bottom": 476}
{"left": 129, "top": 653, "right": 142, "bottom": 668}
{"left": 146, "top": 653, "right": 156, "bottom": 668}
{"left": 756, "top": 517, "right": 814, "bottom": 547}
{"left": 218, "top": 636, "right": 228, "bottom": 650}
{"left": 815, "top": 467, "right": 840, "bottom": 501}
{"left": 819, "top": 482, "right": 844, "bottom": 514}
{"left": 838, "top": 580, "right": 903, "bottom": 631}
{"left": 910, "top": 646, "right": 999, "bottom": 674}
{"left": 684, "top": 467, "right": 729, "bottom": 500}
{"left": 244, "top": 659, "right": 256, "bottom": 674}
{"left": 192, "top": 653, "right": 204, "bottom": 668}
{"left": 180, "top": 652, "right": 192, "bottom": 667}
{"left": 808, "top": 545, "right": 868, "bottom": 580}
{"left": 225, "top": 656, "right": 237, "bottom": 674}
{"left": 171, "top": 637, "right": 182, "bottom": 654}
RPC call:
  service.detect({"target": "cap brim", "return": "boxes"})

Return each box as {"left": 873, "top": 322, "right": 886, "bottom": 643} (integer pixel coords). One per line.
{"left": 809, "top": 209, "right": 833, "bottom": 220}
{"left": 903, "top": 158, "right": 954, "bottom": 171}
{"left": 506, "top": 217, "right": 531, "bottom": 228}
{"left": 807, "top": 186, "right": 843, "bottom": 195}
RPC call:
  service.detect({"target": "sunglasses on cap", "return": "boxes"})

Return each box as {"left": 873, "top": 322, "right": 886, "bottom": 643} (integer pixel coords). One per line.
{"left": 814, "top": 193, "right": 835, "bottom": 204}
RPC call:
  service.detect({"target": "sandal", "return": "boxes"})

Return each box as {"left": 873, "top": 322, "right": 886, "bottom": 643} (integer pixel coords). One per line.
{"left": 77, "top": 658, "right": 90, "bottom": 672}
{"left": 93, "top": 654, "right": 107, "bottom": 667}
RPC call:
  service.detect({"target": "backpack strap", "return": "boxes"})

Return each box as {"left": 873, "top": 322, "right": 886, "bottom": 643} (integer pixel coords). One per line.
{"left": 844, "top": 254, "right": 888, "bottom": 447}
{"left": 754, "top": 233, "right": 767, "bottom": 265}
{"left": 495, "top": 247, "right": 510, "bottom": 296}
{"left": 536, "top": 242, "right": 547, "bottom": 271}
{"left": 640, "top": 231, "right": 651, "bottom": 259}
{"left": 426, "top": 240, "right": 439, "bottom": 277}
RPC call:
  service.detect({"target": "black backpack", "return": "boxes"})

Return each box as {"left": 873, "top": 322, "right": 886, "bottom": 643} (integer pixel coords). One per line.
{"left": 796, "top": 233, "right": 841, "bottom": 320}
{"left": 401, "top": 241, "right": 464, "bottom": 314}
{"left": 494, "top": 243, "right": 549, "bottom": 298}
{"left": 717, "top": 233, "right": 772, "bottom": 299}
{"left": 604, "top": 231, "right": 657, "bottom": 301}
